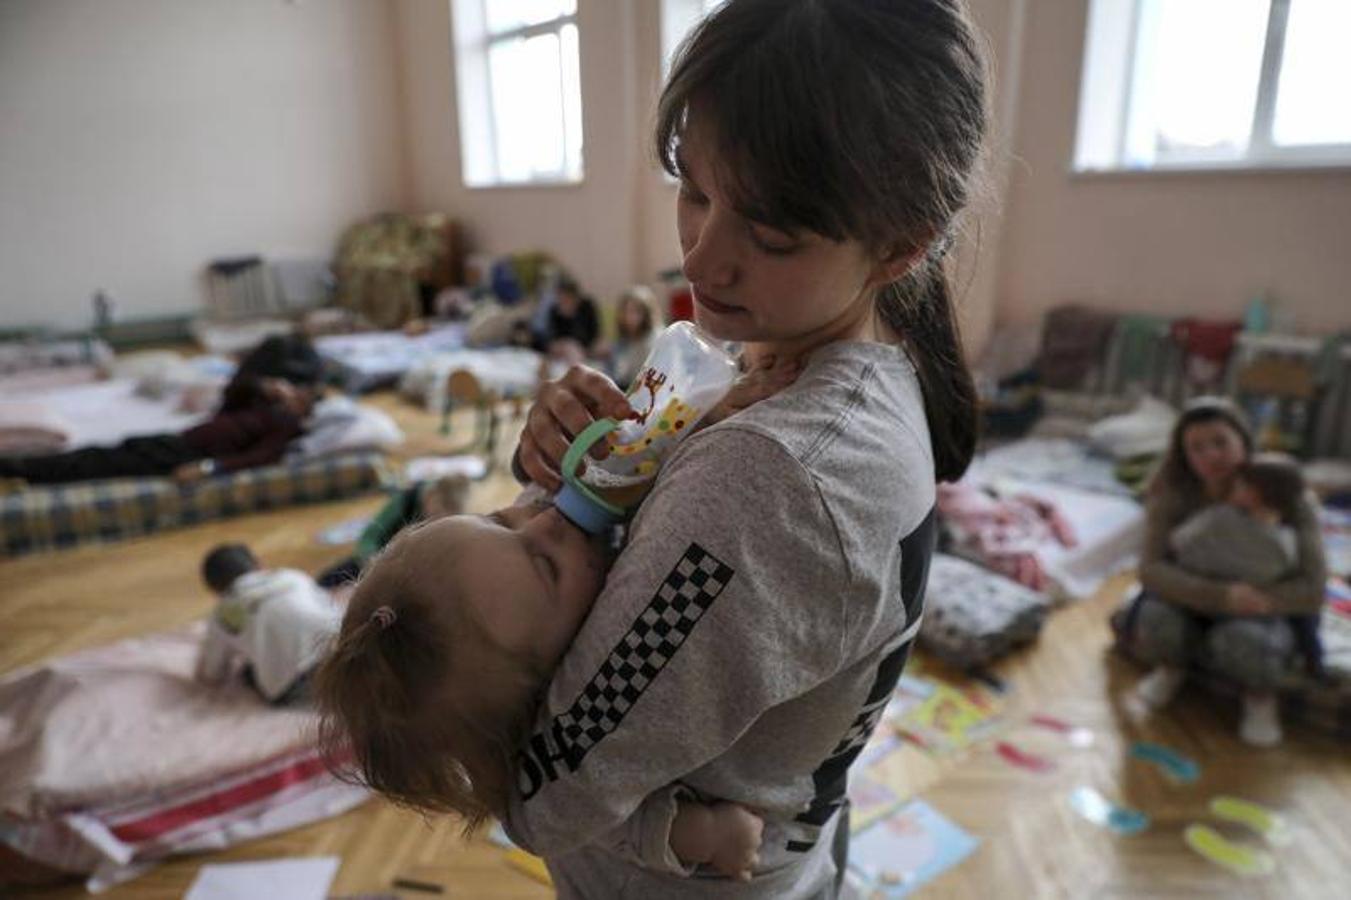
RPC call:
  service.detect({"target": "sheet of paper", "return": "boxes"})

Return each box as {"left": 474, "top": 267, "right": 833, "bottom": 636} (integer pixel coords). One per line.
{"left": 185, "top": 857, "right": 340, "bottom": 900}
{"left": 316, "top": 515, "right": 371, "bottom": 545}
{"left": 887, "top": 675, "right": 1002, "bottom": 755}
{"left": 404, "top": 454, "right": 487, "bottom": 483}
{"left": 848, "top": 799, "right": 979, "bottom": 897}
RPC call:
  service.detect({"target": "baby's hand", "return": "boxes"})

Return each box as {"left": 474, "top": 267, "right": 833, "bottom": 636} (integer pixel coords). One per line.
{"left": 706, "top": 802, "right": 764, "bottom": 882}
{"left": 704, "top": 354, "right": 800, "bottom": 426}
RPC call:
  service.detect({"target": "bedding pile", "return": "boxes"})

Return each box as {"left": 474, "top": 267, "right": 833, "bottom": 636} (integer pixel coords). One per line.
{"left": 0, "top": 623, "right": 367, "bottom": 890}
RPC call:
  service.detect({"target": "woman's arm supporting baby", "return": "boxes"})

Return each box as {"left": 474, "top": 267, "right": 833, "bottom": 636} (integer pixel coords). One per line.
{"left": 668, "top": 797, "right": 764, "bottom": 880}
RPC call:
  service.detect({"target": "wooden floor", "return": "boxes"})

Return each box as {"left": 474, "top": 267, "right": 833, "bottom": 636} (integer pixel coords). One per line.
{"left": 2, "top": 392, "right": 1348, "bottom": 899}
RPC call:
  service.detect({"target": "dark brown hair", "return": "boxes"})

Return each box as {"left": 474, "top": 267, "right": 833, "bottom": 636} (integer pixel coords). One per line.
{"left": 1236, "top": 453, "right": 1305, "bottom": 522}
{"left": 201, "top": 543, "right": 258, "bottom": 593}
{"left": 656, "top": 0, "right": 988, "bottom": 481}
{"left": 1149, "top": 396, "right": 1254, "bottom": 498}
{"left": 314, "top": 532, "right": 543, "bottom": 832}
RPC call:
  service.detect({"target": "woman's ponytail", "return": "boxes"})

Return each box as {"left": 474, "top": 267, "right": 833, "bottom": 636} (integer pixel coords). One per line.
{"left": 879, "top": 260, "right": 978, "bottom": 483}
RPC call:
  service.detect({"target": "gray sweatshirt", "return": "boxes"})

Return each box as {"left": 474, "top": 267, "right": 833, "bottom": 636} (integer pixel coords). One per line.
{"left": 1169, "top": 504, "right": 1296, "bottom": 586}
{"left": 1140, "top": 485, "right": 1326, "bottom": 616}
{"left": 503, "top": 342, "right": 937, "bottom": 898}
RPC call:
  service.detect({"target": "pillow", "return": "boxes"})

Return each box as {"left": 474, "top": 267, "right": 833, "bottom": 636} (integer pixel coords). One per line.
{"left": 1087, "top": 395, "right": 1177, "bottom": 461}
{"left": 108, "top": 350, "right": 185, "bottom": 383}
{"left": 288, "top": 396, "right": 403, "bottom": 460}
{"left": 0, "top": 402, "right": 74, "bottom": 456}
{"left": 920, "top": 553, "right": 1051, "bottom": 669}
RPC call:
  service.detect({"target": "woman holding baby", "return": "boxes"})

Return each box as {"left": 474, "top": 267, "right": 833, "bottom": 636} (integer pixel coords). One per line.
{"left": 1126, "top": 397, "right": 1327, "bottom": 747}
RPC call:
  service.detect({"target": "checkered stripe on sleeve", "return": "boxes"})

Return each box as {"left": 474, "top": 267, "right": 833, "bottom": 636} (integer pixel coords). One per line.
{"left": 521, "top": 544, "right": 734, "bottom": 788}
{"left": 560, "top": 544, "right": 732, "bottom": 754}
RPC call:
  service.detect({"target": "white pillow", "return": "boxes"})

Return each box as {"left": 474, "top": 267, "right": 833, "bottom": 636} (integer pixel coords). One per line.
{"left": 1087, "top": 395, "right": 1176, "bottom": 460}
{"left": 289, "top": 396, "right": 404, "bottom": 459}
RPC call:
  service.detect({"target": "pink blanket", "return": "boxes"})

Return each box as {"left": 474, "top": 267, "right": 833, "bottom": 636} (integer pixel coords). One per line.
{"left": 937, "top": 481, "right": 1077, "bottom": 592}
{"left": 0, "top": 622, "right": 319, "bottom": 819}
{"left": 0, "top": 623, "right": 367, "bottom": 888}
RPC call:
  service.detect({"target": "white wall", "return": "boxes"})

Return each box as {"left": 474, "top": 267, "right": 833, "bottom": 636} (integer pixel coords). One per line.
{"left": 394, "top": 0, "right": 1010, "bottom": 351}
{"left": 394, "top": 0, "right": 664, "bottom": 310}
{"left": 8, "top": 0, "right": 1343, "bottom": 343}
{"left": 992, "top": 0, "right": 1351, "bottom": 336}
{"left": 398, "top": 0, "right": 1351, "bottom": 350}
{"left": 0, "top": 0, "right": 409, "bottom": 330}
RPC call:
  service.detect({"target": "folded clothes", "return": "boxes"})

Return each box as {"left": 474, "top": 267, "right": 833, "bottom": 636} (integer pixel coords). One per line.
{"left": 937, "top": 481, "right": 1077, "bottom": 592}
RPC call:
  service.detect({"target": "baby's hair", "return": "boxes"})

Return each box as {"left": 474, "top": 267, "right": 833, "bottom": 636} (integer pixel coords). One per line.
{"left": 201, "top": 543, "right": 259, "bottom": 593}
{"left": 1236, "top": 453, "right": 1305, "bottom": 523}
{"left": 314, "top": 529, "right": 544, "bottom": 832}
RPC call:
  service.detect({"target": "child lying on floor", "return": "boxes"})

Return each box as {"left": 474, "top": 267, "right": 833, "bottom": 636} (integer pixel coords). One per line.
{"left": 314, "top": 362, "right": 797, "bottom": 880}
{"left": 316, "top": 474, "right": 472, "bottom": 588}
{"left": 1167, "top": 453, "right": 1323, "bottom": 676}
{"left": 197, "top": 543, "right": 342, "bottom": 705}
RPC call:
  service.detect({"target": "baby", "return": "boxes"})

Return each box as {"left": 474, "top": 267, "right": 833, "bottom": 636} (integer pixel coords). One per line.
{"left": 314, "top": 360, "right": 797, "bottom": 880}
{"left": 1168, "top": 453, "right": 1321, "bottom": 674}
{"left": 196, "top": 543, "right": 342, "bottom": 705}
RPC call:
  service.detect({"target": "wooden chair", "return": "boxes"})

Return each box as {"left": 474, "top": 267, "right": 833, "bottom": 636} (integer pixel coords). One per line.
{"left": 439, "top": 369, "right": 501, "bottom": 464}
{"left": 1234, "top": 354, "right": 1320, "bottom": 455}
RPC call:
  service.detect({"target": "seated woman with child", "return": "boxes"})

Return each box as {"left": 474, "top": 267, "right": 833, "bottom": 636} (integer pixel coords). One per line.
{"left": 1127, "top": 397, "right": 1328, "bottom": 746}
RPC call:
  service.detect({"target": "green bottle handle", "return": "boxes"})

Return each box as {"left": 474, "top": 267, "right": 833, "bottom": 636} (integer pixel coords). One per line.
{"left": 561, "top": 418, "right": 625, "bottom": 516}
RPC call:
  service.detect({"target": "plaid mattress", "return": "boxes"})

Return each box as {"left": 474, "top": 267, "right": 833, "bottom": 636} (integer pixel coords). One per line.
{"left": 0, "top": 452, "right": 389, "bottom": 558}
{"left": 1111, "top": 598, "right": 1351, "bottom": 739}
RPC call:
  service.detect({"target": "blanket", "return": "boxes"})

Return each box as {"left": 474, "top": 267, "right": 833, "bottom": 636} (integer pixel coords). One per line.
{"left": 0, "top": 623, "right": 367, "bottom": 889}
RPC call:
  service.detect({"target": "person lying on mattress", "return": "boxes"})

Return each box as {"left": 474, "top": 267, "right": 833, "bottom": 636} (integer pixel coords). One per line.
{"left": 0, "top": 376, "right": 316, "bottom": 486}
{"left": 197, "top": 543, "right": 341, "bottom": 706}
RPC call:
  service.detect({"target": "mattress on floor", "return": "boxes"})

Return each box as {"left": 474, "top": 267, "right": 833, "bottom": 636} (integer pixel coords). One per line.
{"left": 1009, "top": 479, "right": 1145, "bottom": 602}
{"left": 0, "top": 378, "right": 209, "bottom": 456}
{"left": 946, "top": 468, "right": 1146, "bottom": 604}
{"left": 1111, "top": 599, "right": 1351, "bottom": 739}
{"left": 0, "top": 623, "right": 368, "bottom": 890}
{"left": 0, "top": 451, "right": 389, "bottom": 558}
{"left": 0, "top": 335, "right": 112, "bottom": 377}
{"left": 400, "top": 346, "right": 545, "bottom": 412}
{"left": 967, "top": 437, "right": 1133, "bottom": 497}
{"left": 315, "top": 323, "right": 468, "bottom": 392}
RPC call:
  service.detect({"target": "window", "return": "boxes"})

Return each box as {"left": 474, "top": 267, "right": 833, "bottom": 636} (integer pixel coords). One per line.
{"left": 451, "top": 0, "right": 584, "bottom": 187}
{"left": 658, "top": 0, "right": 725, "bottom": 184}
{"left": 661, "top": 0, "right": 726, "bottom": 76}
{"left": 1074, "top": 0, "right": 1351, "bottom": 172}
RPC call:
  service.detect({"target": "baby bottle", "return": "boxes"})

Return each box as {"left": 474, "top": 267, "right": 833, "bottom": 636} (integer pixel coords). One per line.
{"left": 554, "top": 321, "right": 738, "bottom": 533}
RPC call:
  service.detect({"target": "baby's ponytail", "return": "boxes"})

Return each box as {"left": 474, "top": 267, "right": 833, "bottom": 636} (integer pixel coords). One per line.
{"left": 313, "top": 538, "right": 545, "bottom": 833}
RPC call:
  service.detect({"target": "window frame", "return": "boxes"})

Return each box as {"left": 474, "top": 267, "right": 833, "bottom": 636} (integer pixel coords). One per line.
{"left": 451, "top": 0, "right": 584, "bottom": 189}
{"left": 661, "top": 0, "right": 724, "bottom": 78}
{"left": 1074, "top": 0, "right": 1351, "bottom": 174}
